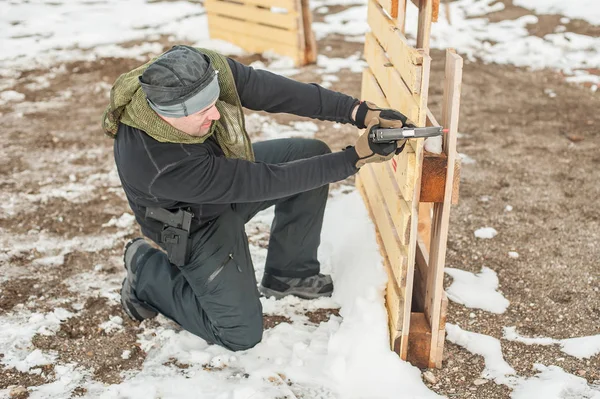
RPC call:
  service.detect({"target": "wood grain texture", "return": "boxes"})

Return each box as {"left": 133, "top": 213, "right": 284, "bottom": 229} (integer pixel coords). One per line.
{"left": 424, "top": 49, "right": 463, "bottom": 367}
{"left": 367, "top": 0, "right": 423, "bottom": 93}
{"left": 206, "top": 0, "right": 299, "bottom": 29}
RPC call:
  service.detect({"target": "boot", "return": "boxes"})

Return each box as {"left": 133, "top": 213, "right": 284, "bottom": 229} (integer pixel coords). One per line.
{"left": 259, "top": 273, "right": 333, "bottom": 300}
{"left": 120, "top": 238, "right": 158, "bottom": 321}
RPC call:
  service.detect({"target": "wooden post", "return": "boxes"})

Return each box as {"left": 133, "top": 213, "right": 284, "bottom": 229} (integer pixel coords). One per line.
{"left": 423, "top": 48, "right": 462, "bottom": 367}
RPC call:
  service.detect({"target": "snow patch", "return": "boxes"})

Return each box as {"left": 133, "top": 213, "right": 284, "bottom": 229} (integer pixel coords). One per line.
{"left": 474, "top": 227, "right": 498, "bottom": 239}
{"left": 445, "top": 266, "right": 510, "bottom": 313}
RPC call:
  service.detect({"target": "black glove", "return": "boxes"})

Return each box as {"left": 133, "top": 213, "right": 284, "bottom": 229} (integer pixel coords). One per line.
{"left": 354, "top": 118, "right": 407, "bottom": 168}
{"left": 354, "top": 101, "right": 413, "bottom": 130}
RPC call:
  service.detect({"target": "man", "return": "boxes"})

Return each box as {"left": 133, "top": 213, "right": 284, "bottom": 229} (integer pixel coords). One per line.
{"left": 103, "top": 45, "right": 411, "bottom": 351}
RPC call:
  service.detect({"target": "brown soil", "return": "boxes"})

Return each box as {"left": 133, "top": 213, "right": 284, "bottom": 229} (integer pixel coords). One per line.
{"left": 1, "top": 1, "right": 599, "bottom": 397}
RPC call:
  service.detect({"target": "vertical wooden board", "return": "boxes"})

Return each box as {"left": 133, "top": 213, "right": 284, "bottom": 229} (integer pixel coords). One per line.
{"left": 361, "top": 68, "right": 390, "bottom": 108}
{"left": 300, "top": 0, "right": 317, "bottom": 64}
{"left": 425, "top": 49, "right": 463, "bottom": 365}
{"left": 396, "top": 0, "right": 407, "bottom": 33}
{"left": 409, "top": 0, "right": 440, "bottom": 22}
{"left": 292, "top": 0, "right": 307, "bottom": 64}
{"left": 407, "top": 312, "right": 432, "bottom": 368}
{"left": 363, "top": 33, "right": 421, "bottom": 125}
{"left": 416, "top": 0, "right": 433, "bottom": 50}
{"left": 367, "top": 0, "right": 423, "bottom": 94}
{"left": 205, "top": 0, "right": 299, "bottom": 29}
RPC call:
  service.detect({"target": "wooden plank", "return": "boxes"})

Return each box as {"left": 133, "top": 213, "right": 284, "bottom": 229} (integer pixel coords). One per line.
{"left": 409, "top": 0, "right": 440, "bottom": 23}
{"left": 361, "top": 68, "right": 389, "bottom": 108}
{"left": 300, "top": 0, "right": 317, "bottom": 64}
{"left": 359, "top": 164, "right": 409, "bottom": 284}
{"left": 367, "top": 0, "right": 423, "bottom": 94}
{"left": 452, "top": 157, "right": 461, "bottom": 205}
{"left": 205, "top": 0, "right": 299, "bottom": 30}
{"left": 233, "top": 0, "right": 296, "bottom": 10}
{"left": 364, "top": 33, "right": 421, "bottom": 123}
{"left": 406, "top": 312, "right": 431, "bottom": 368}
{"left": 208, "top": 14, "right": 299, "bottom": 46}
{"left": 371, "top": 162, "right": 412, "bottom": 245}
{"left": 209, "top": 26, "right": 303, "bottom": 64}
{"left": 418, "top": 202, "right": 432, "bottom": 252}
{"left": 425, "top": 48, "right": 463, "bottom": 367}
{"left": 396, "top": 0, "right": 407, "bottom": 33}
{"left": 434, "top": 292, "right": 448, "bottom": 368}
{"left": 413, "top": 235, "right": 429, "bottom": 312}
{"left": 423, "top": 107, "right": 461, "bottom": 204}
{"left": 356, "top": 174, "right": 408, "bottom": 336}
{"left": 390, "top": 145, "right": 417, "bottom": 202}
{"left": 420, "top": 152, "right": 446, "bottom": 202}
{"left": 416, "top": 0, "right": 433, "bottom": 50}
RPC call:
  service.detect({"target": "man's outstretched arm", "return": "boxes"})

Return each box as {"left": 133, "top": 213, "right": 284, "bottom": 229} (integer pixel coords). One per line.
{"left": 226, "top": 57, "right": 360, "bottom": 125}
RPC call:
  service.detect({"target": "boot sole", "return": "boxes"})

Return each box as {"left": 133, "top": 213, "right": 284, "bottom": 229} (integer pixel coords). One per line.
{"left": 259, "top": 285, "right": 333, "bottom": 300}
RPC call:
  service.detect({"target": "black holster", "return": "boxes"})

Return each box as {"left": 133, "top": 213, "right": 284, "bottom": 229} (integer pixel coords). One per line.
{"left": 145, "top": 207, "right": 193, "bottom": 267}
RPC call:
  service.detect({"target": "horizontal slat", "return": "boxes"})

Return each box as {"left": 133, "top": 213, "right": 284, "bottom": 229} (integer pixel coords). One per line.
{"left": 208, "top": 14, "right": 299, "bottom": 46}
{"left": 361, "top": 68, "right": 389, "bottom": 109}
{"left": 367, "top": 0, "right": 423, "bottom": 94}
{"left": 363, "top": 32, "right": 420, "bottom": 124}
{"left": 386, "top": 144, "right": 416, "bottom": 202}
{"left": 232, "top": 0, "right": 297, "bottom": 10}
{"left": 205, "top": 0, "right": 299, "bottom": 29}
{"left": 208, "top": 26, "right": 303, "bottom": 64}
{"left": 359, "top": 164, "right": 408, "bottom": 285}
{"left": 356, "top": 175, "right": 406, "bottom": 333}
{"left": 371, "top": 161, "right": 412, "bottom": 245}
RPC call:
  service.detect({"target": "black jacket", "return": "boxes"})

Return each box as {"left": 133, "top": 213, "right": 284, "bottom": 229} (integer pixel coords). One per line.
{"left": 114, "top": 57, "right": 361, "bottom": 242}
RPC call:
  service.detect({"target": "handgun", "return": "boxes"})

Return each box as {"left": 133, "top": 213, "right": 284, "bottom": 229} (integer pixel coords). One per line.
{"left": 369, "top": 126, "right": 448, "bottom": 143}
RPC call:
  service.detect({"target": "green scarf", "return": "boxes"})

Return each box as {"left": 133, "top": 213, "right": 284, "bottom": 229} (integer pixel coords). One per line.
{"left": 101, "top": 48, "right": 254, "bottom": 161}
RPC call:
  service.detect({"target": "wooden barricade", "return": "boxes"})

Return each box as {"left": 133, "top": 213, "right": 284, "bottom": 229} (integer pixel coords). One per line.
{"left": 355, "top": 0, "right": 463, "bottom": 368}
{"left": 206, "top": 0, "right": 317, "bottom": 66}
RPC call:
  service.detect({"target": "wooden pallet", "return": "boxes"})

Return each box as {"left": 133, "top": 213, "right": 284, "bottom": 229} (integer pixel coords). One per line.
{"left": 206, "top": 0, "right": 317, "bottom": 66}
{"left": 356, "top": 0, "right": 463, "bottom": 369}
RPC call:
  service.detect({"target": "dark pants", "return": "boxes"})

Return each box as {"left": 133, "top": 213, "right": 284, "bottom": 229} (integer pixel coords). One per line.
{"left": 135, "top": 138, "right": 330, "bottom": 351}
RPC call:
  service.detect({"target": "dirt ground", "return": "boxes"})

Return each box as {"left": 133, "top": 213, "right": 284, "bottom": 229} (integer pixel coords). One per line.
{"left": 1, "top": 3, "right": 599, "bottom": 398}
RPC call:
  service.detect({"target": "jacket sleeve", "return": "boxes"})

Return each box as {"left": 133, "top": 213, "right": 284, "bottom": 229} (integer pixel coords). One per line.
{"left": 226, "top": 57, "right": 360, "bottom": 125}
{"left": 150, "top": 147, "right": 359, "bottom": 204}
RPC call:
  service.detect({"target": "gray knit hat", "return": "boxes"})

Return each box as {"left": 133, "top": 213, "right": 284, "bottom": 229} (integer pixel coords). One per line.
{"left": 139, "top": 45, "right": 220, "bottom": 118}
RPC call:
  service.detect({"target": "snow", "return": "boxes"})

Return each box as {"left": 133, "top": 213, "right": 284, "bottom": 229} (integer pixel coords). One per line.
{"left": 445, "top": 266, "right": 510, "bottom": 313}
{"left": 504, "top": 327, "right": 600, "bottom": 359}
{"left": 449, "top": 325, "right": 600, "bottom": 397}
{"left": 404, "top": 0, "right": 600, "bottom": 84}
{"left": 424, "top": 136, "right": 443, "bottom": 154}
{"left": 513, "top": 0, "right": 600, "bottom": 25}
{"left": 511, "top": 364, "right": 600, "bottom": 399}
{"left": 1, "top": 0, "right": 599, "bottom": 396}
{"left": 474, "top": 227, "right": 498, "bottom": 239}
{"left": 446, "top": 323, "right": 516, "bottom": 382}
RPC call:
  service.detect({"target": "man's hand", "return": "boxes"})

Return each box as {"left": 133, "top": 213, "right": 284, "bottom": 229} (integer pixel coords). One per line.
{"left": 354, "top": 118, "right": 406, "bottom": 168}
{"left": 353, "top": 101, "right": 414, "bottom": 130}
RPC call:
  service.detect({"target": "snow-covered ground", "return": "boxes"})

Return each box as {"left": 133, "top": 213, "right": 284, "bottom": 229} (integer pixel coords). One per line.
{"left": 1, "top": 0, "right": 600, "bottom": 398}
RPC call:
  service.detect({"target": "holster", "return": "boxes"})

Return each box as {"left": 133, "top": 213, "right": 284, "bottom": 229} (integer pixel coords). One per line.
{"left": 145, "top": 207, "right": 193, "bottom": 267}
